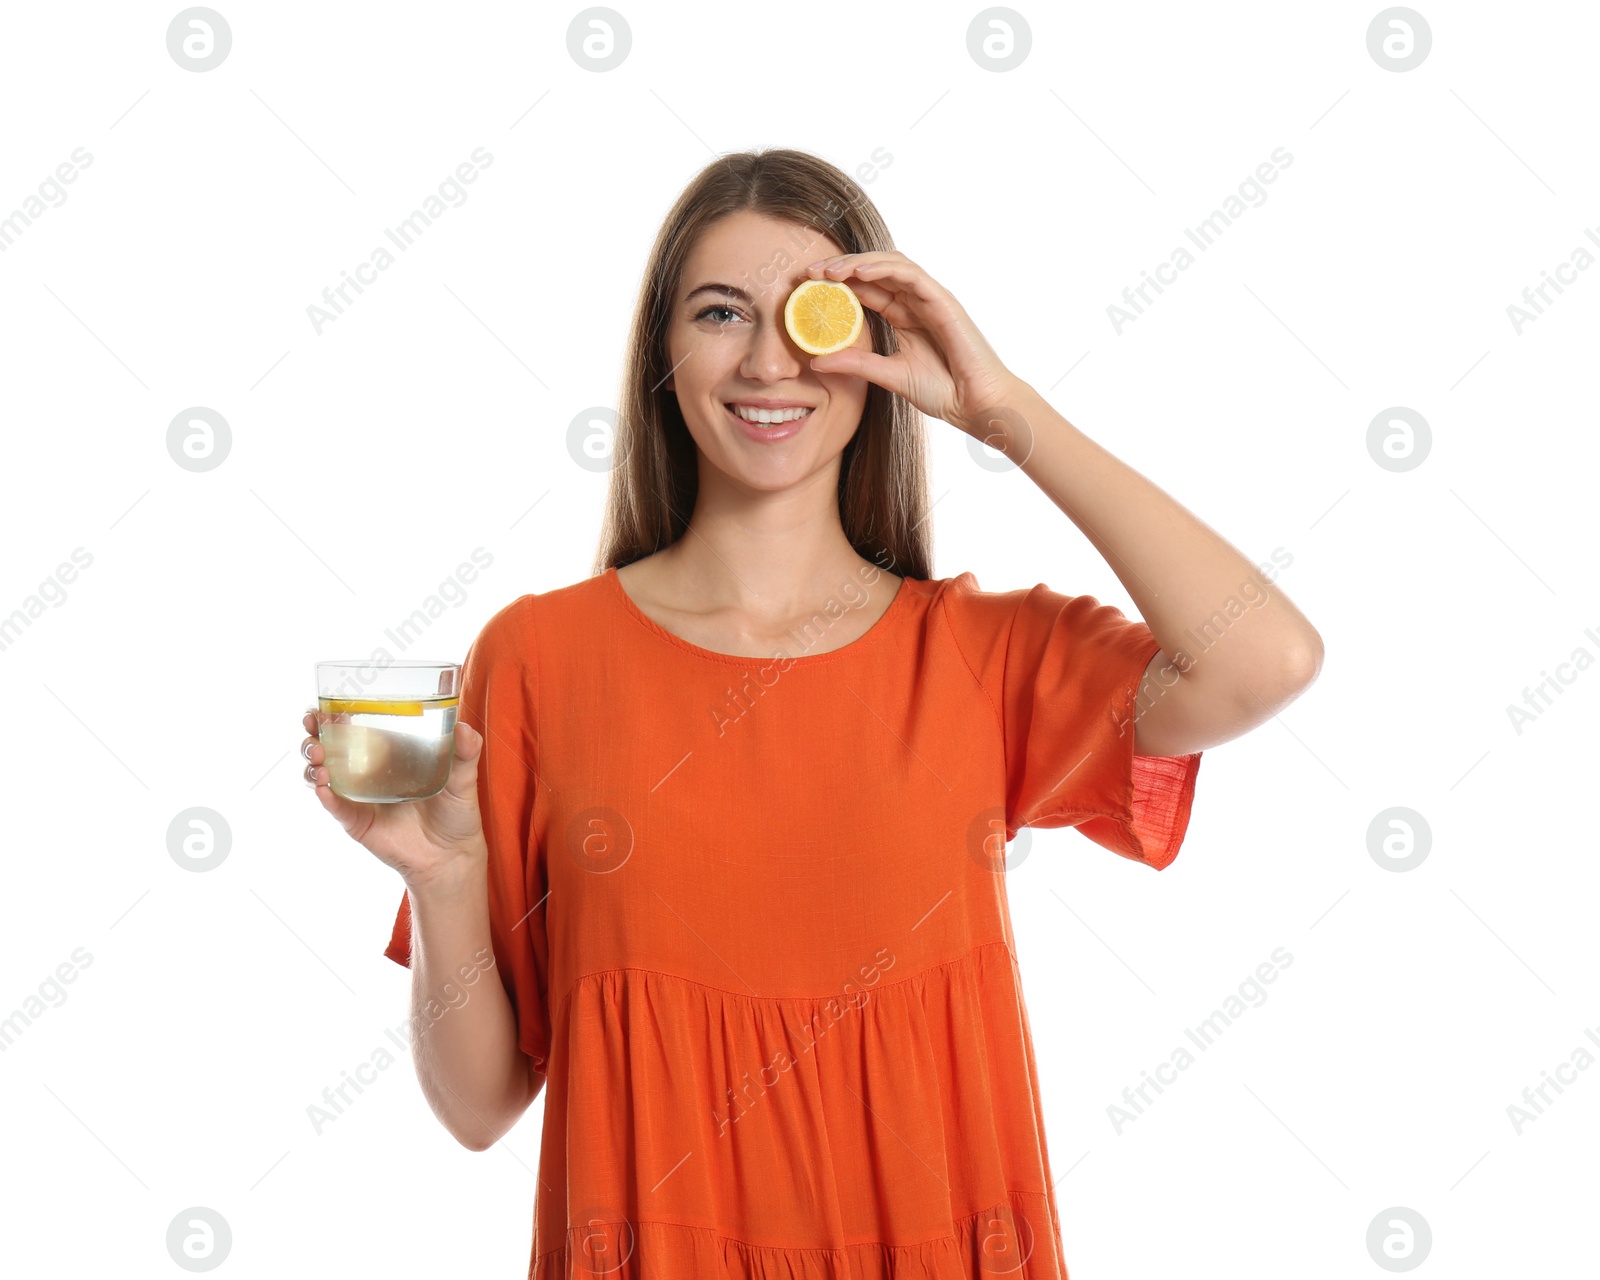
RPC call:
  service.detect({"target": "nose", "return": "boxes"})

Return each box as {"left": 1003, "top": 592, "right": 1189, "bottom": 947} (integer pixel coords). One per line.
{"left": 740, "top": 308, "right": 806, "bottom": 382}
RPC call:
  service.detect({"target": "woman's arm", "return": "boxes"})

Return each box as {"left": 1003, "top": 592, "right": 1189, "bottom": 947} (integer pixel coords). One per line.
{"left": 978, "top": 379, "right": 1324, "bottom": 758}
{"left": 405, "top": 851, "right": 542, "bottom": 1150}
{"left": 795, "top": 249, "right": 1322, "bottom": 758}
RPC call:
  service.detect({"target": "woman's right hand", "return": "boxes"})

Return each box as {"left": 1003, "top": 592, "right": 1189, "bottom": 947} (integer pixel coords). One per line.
{"left": 301, "top": 710, "right": 488, "bottom": 886}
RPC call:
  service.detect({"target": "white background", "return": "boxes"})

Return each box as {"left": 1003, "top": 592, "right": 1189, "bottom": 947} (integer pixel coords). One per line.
{"left": 2, "top": 1, "right": 1595, "bottom": 1275}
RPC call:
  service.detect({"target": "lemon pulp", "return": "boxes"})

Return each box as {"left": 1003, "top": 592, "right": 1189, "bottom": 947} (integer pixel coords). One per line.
{"left": 784, "top": 279, "right": 864, "bottom": 356}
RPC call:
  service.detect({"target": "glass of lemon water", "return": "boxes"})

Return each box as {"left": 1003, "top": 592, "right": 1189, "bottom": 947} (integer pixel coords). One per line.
{"left": 315, "top": 660, "right": 461, "bottom": 803}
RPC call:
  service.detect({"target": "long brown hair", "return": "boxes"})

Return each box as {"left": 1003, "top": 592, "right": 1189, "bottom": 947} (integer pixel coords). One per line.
{"left": 590, "top": 148, "right": 932, "bottom": 582}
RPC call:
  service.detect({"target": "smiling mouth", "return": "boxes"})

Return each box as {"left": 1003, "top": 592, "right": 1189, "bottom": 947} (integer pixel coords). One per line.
{"left": 725, "top": 403, "right": 816, "bottom": 427}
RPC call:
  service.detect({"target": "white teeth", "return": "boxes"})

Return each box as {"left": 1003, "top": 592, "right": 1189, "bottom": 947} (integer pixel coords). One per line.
{"left": 729, "top": 404, "right": 813, "bottom": 425}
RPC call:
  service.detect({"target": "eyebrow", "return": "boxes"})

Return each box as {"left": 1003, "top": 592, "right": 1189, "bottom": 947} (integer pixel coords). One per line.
{"left": 684, "top": 282, "right": 754, "bottom": 306}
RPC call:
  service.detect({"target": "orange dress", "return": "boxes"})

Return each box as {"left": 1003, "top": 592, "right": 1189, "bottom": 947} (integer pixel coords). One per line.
{"left": 384, "top": 566, "right": 1202, "bottom": 1279}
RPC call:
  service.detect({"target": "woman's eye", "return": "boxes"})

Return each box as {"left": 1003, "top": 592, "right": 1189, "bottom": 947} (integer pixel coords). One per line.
{"left": 695, "top": 304, "right": 741, "bottom": 324}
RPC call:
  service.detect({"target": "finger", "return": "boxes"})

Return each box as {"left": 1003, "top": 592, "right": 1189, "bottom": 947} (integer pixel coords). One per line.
{"left": 806, "top": 250, "right": 905, "bottom": 277}
{"left": 452, "top": 719, "right": 484, "bottom": 761}
{"left": 809, "top": 251, "right": 928, "bottom": 291}
{"left": 808, "top": 347, "right": 907, "bottom": 395}
{"left": 439, "top": 722, "right": 484, "bottom": 802}
{"left": 301, "top": 735, "right": 322, "bottom": 763}
{"left": 308, "top": 766, "right": 369, "bottom": 839}
{"left": 809, "top": 257, "right": 898, "bottom": 289}
{"left": 833, "top": 257, "right": 948, "bottom": 310}
{"left": 839, "top": 278, "right": 894, "bottom": 314}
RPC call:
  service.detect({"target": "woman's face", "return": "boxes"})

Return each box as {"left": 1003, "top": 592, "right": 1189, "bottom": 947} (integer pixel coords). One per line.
{"left": 664, "top": 210, "right": 873, "bottom": 493}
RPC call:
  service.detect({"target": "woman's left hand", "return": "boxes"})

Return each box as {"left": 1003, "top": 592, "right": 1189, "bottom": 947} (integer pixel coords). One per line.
{"left": 802, "top": 251, "right": 1023, "bottom": 440}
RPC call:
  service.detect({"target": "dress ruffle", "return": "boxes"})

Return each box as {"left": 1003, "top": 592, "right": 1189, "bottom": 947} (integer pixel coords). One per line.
{"left": 535, "top": 1190, "right": 1059, "bottom": 1279}
{"left": 529, "top": 942, "right": 1071, "bottom": 1279}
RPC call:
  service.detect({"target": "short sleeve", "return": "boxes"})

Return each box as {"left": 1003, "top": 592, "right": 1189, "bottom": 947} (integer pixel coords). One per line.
{"left": 940, "top": 572, "right": 1202, "bottom": 870}
{"left": 381, "top": 596, "right": 552, "bottom": 1073}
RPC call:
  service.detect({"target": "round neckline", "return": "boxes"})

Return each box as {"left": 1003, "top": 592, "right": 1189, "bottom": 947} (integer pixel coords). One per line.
{"left": 603, "top": 564, "right": 914, "bottom": 667}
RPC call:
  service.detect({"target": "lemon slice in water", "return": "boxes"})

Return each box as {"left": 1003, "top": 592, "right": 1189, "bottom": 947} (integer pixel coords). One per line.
{"left": 320, "top": 696, "right": 460, "bottom": 716}
{"left": 784, "top": 279, "right": 864, "bottom": 356}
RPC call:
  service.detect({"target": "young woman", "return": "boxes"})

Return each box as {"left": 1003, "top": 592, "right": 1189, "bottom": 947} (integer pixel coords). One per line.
{"left": 302, "top": 148, "right": 1322, "bottom": 1278}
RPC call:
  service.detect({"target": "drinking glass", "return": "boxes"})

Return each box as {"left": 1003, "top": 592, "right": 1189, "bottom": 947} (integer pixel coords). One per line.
{"left": 314, "top": 660, "right": 461, "bottom": 803}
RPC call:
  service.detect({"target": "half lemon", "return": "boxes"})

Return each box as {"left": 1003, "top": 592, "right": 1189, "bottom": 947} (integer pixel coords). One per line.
{"left": 784, "top": 279, "right": 864, "bottom": 356}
